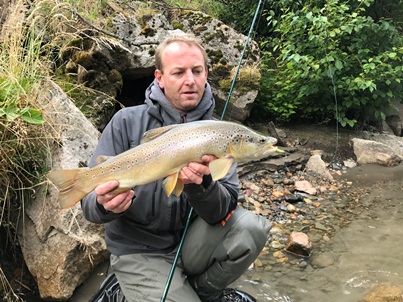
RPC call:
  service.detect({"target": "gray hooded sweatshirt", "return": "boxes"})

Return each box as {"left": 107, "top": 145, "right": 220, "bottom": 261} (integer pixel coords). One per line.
{"left": 81, "top": 80, "right": 239, "bottom": 256}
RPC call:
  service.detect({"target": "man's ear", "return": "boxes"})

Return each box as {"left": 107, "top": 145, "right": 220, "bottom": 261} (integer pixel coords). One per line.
{"left": 154, "top": 69, "right": 164, "bottom": 88}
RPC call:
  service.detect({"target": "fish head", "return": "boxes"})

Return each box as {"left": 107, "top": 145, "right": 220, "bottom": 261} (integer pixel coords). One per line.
{"left": 227, "top": 131, "right": 278, "bottom": 162}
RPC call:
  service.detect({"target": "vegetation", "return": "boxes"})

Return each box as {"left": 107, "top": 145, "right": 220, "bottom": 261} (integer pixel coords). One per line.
{"left": 0, "top": 2, "right": 54, "bottom": 299}
{"left": 212, "top": 0, "right": 403, "bottom": 128}
{"left": 258, "top": 0, "right": 403, "bottom": 127}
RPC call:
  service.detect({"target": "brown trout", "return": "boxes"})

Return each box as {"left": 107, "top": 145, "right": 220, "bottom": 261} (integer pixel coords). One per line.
{"left": 47, "top": 120, "right": 278, "bottom": 209}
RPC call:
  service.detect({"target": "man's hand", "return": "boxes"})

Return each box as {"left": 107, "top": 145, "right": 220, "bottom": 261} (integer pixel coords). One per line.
{"left": 180, "top": 155, "right": 217, "bottom": 185}
{"left": 94, "top": 180, "right": 135, "bottom": 213}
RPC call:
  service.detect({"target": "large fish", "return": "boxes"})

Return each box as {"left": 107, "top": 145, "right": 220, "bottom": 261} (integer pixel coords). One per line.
{"left": 47, "top": 120, "right": 278, "bottom": 209}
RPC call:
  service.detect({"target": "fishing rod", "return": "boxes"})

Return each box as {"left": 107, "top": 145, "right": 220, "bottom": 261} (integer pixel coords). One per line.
{"left": 160, "top": 0, "right": 266, "bottom": 301}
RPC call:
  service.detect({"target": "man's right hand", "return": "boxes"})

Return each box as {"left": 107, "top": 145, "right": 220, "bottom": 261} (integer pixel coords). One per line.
{"left": 94, "top": 180, "right": 135, "bottom": 214}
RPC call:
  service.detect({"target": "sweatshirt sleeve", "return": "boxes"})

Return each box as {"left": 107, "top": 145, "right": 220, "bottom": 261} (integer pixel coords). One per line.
{"left": 182, "top": 163, "right": 239, "bottom": 225}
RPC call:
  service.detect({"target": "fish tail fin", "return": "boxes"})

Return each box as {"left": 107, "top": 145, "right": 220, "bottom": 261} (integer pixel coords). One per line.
{"left": 47, "top": 168, "right": 90, "bottom": 209}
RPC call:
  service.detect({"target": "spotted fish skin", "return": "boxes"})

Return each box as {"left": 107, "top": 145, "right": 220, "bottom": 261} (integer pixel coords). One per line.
{"left": 47, "top": 120, "right": 278, "bottom": 209}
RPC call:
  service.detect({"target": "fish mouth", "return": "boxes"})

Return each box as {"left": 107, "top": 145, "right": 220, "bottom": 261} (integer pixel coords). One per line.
{"left": 254, "top": 145, "right": 278, "bottom": 158}
{"left": 255, "top": 140, "right": 278, "bottom": 158}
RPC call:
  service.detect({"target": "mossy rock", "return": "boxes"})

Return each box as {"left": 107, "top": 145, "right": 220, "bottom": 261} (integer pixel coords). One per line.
{"left": 206, "top": 49, "right": 223, "bottom": 64}
{"left": 171, "top": 21, "right": 184, "bottom": 30}
{"left": 72, "top": 51, "right": 93, "bottom": 69}
{"left": 218, "top": 65, "right": 261, "bottom": 92}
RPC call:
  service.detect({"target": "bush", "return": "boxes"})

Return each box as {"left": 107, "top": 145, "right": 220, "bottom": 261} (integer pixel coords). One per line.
{"left": 257, "top": 0, "right": 403, "bottom": 127}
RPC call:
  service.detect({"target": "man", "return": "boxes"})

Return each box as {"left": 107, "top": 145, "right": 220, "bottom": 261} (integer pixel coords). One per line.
{"left": 82, "top": 33, "right": 271, "bottom": 302}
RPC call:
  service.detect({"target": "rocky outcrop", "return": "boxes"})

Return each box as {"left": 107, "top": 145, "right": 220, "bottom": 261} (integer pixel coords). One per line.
{"left": 384, "top": 100, "right": 403, "bottom": 137}
{"left": 60, "top": 5, "right": 260, "bottom": 130}
{"left": 17, "top": 82, "right": 108, "bottom": 300}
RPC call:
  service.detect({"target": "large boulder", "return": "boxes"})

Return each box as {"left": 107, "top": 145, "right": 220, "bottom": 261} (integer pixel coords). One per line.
{"left": 60, "top": 5, "right": 260, "bottom": 130}
{"left": 17, "top": 81, "right": 108, "bottom": 300}
{"left": 351, "top": 138, "right": 402, "bottom": 166}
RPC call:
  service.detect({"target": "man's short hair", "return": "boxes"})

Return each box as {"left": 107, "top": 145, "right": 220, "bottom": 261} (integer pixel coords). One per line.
{"left": 155, "top": 33, "right": 208, "bottom": 71}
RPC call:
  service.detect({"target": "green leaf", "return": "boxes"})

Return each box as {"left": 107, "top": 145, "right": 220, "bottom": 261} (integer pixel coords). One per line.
{"left": 20, "top": 108, "right": 45, "bottom": 125}
{"left": 388, "top": 52, "right": 397, "bottom": 59}
{"left": 335, "top": 60, "right": 343, "bottom": 70}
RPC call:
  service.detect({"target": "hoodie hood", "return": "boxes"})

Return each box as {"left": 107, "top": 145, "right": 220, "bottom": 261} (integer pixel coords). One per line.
{"left": 145, "top": 79, "right": 215, "bottom": 125}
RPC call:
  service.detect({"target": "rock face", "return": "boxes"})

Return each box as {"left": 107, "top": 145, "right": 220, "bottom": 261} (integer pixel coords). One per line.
{"left": 60, "top": 6, "right": 260, "bottom": 130}
{"left": 17, "top": 82, "right": 108, "bottom": 300}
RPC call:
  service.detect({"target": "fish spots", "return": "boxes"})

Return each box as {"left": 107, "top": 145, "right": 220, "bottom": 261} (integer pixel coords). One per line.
{"left": 127, "top": 165, "right": 132, "bottom": 169}
{"left": 145, "top": 157, "right": 149, "bottom": 162}
{"left": 92, "top": 174, "right": 96, "bottom": 179}
{"left": 109, "top": 166, "right": 119, "bottom": 173}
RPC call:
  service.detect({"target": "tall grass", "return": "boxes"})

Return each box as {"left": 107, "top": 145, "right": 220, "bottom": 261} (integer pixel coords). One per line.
{"left": 1, "top": 0, "right": 48, "bottom": 231}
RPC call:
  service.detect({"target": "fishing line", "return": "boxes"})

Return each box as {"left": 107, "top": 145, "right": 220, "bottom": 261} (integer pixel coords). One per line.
{"left": 322, "top": 10, "right": 340, "bottom": 160}
{"left": 160, "top": 1, "right": 265, "bottom": 301}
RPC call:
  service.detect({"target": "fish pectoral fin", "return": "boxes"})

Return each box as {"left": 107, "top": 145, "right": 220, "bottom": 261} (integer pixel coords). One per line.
{"left": 163, "top": 173, "right": 179, "bottom": 197}
{"left": 209, "top": 157, "right": 234, "bottom": 181}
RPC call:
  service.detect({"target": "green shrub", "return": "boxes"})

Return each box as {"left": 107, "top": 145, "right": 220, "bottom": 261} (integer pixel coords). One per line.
{"left": 257, "top": 0, "right": 403, "bottom": 127}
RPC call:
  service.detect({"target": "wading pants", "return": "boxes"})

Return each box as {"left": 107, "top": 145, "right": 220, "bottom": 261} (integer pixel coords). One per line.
{"left": 110, "top": 208, "right": 271, "bottom": 302}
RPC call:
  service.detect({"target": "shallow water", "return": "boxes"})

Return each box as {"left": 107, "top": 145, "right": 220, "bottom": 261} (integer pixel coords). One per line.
{"left": 231, "top": 164, "right": 403, "bottom": 301}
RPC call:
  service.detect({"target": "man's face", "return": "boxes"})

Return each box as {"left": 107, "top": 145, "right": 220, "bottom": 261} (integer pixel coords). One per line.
{"left": 154, "top": 42, "right": 208, "bottom": 112}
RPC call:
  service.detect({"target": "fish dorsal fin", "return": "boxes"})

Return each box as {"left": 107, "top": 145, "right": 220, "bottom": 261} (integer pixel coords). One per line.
{"left": 209, "top": 157, "right": 234, "bottom": 181}
{"left": 141, "top": 125, "right": 177, "bottom": 143}
{"left": 95, "top": 155, "right": 114, "bottom": 165}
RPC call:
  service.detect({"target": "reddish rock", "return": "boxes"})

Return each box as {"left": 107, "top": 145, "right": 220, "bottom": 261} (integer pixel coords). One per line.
{"left": 285, "top": 231, "right": 312, "bottom": 257}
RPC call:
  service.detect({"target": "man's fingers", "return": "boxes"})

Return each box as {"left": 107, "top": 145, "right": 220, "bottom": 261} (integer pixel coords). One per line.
{"left": 94, "top": 180, "right": 119, "bottom": 196}
{"left": 102, "top": 189, "right": 135, "bottom": 213}
{"left": 201, "top": 154, "right": 217, "bottom": 163}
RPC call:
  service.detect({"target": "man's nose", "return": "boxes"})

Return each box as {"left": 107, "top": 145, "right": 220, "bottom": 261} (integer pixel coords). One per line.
{"left": 184, "top": 70, "right": 195, "bottom": 84}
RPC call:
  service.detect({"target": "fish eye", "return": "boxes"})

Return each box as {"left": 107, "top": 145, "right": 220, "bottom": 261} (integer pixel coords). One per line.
{"left": 259, "top": 138, "right": 266, "bottom": 143}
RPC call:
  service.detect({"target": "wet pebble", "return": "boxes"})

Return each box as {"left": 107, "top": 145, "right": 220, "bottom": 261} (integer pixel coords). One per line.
{"left": 310, "top": 253, "right": 335, "bottom": 268}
